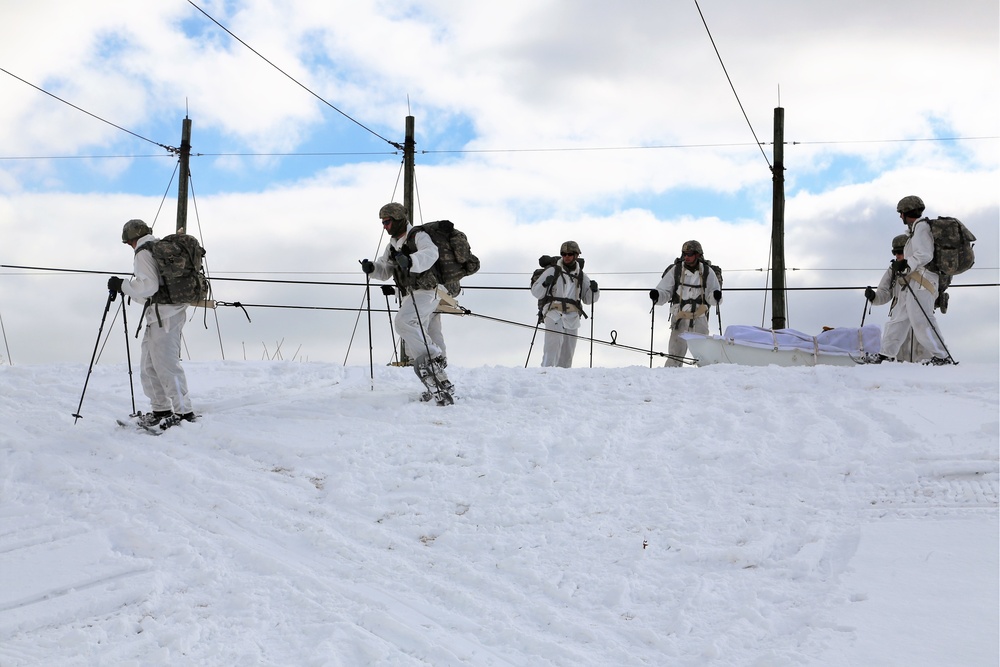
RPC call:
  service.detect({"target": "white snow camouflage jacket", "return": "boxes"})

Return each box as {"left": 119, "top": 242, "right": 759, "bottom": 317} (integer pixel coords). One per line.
{"left": 530, "top": 262, "right": 599, "bottom": 331}
{"left": 651, "top": 260, "right": 721, "bottom": 328}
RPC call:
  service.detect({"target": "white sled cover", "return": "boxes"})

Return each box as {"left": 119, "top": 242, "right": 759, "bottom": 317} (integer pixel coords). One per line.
{"left": 681, "top": 325, "right": 881, "bottom": 367}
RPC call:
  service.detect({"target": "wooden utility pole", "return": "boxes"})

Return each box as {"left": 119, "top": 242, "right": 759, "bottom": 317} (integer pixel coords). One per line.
{"left": 398, "top": 115, "right": 417, "bottom": 365}
{"left": 770, "top": 107, "right": 787, "bottom": 330}
{"left": 175, "top": 116, "right": 192, "bottom": 234}
{"left": 403, "top": 115, "right": 415, "bottom": 223}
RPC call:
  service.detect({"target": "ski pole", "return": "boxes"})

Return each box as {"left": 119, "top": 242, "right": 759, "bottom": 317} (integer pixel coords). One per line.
{"left": 525, "top": 310, "right": 543, "bottom": 368}
{"left": 861, "top": 290, "right": 870, "bottom": 327}
{"left": 526, "top": 269, "right": 557, "bottom": 368}
{"left": 397, "top": 257, "right": 448, "bottom": 397}
{"left": 900, "top": 275, "right": 955, "bottom": 363}
{"left": 716, "top": 303, "right": 723, "bottom": 336}
{"left": 121, "top": 294, "right": 137, "bottom": 416}
{"left": 409, "top": 286, "right": 450, "bottom": 398}
{"left": 73, "top": 287, "right": 117, "bottom": 423}
{"left": 589, "top": 285, "right": 596, "bottom": 369}
{"left": 410, "top": 288, "right": 436, "bottom": 366}
{"left": 344, "top": 259, "right": 377, "bottom": 366}
{"left": 649, "top": 303, "right": 656, "bottom": 369}
{"left": 365, "top": 271, "right": 374, "bottom": 389}
{"left": 381, "top": 284, "right": 399, "bottom": 364}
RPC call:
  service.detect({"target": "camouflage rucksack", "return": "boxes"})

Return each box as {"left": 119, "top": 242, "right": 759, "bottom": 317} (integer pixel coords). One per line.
{"left": 922, "top": 216, "right": 976, "bottom": 276}
{"left": 403, "top": 220, "right": 480, "bottom": 296}
{"left": 138, "top": 233, "right": 210, "bottom": 305}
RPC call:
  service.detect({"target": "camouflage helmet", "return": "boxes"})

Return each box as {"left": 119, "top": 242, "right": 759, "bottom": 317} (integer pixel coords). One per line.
{"left": 895, "top": 195, "right": 925, "bottom": 217}
{"left": 891, "top": 234, "right": 909, "bottom": 255}
{"left": 681, "top": 240, "right": 703, "bottom": 256}
{"left": 560, "top": 240, "right": 581, "bottom": 255}
{"left": 378, "top": 202, "right": 407, "bottom": 221}
{"left": 121, "top": 219, "right": 152, "bottom": 243}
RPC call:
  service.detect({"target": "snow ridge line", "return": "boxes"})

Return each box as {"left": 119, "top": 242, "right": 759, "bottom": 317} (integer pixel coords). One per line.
{"left": 0, "top": 567, "right": 154, "bottom": 615}
{"left": 859, "top": 469, "right": 998, "bottom": 515}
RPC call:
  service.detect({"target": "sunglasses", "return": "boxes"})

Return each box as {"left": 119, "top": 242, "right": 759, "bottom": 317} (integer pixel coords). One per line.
{"left": 381, "top": 219, "right": 393, "bottom": 226}
{"left": 683, "top": 251, "right": 698, "bottom": 257}
{"left": 561, "top": 252, "right": 578, "bottom": 257}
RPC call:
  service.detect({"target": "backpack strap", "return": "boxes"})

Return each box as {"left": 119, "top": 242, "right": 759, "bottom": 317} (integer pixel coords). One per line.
{"left": 391, "top": 227, "right": 437, "bottom": 294}
{"left": 537, "top": 264, "right": 562, "bottom": 310}
{"left": 538, "top": 265, "right": 588, "bottom": 319}
{"left": 665, "top": 259, "right": 682, "bottom": 304}
{"left": 134, "top": 301, "right": 164, "bottom": 337}
{"left": 668, "top": 259, "right": 709, "bottom": 307}
{"left": 130, "top": 242, "right": 165, "bottom": 330}
{"left": 905, "top": 271, "right": 937, "bottom": 297}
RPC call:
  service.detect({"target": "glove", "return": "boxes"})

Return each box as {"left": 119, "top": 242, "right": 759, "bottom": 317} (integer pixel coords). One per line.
{"left": 395, "top": 254, "right": 411, "bottom": 271}
{"left": 865, "top": 286, "right": 876, "bottom": 302}
{"left": 891, "top": 258, "right": 909, "bottom": 274}
{"left": 380, "top": 284, "right": 396, "bottom": 296}
{"left": 360, "top": 259, "right": 375, "bottom": 274}
{"left": 107, "top": 276, "right": 124, "bottom": 293}
{"left": 542, "top": 275, "right": 555, "bottom": 288}
{"left": 649, "top": 289, "right": 659, "bottom": 302}
{"left": 713, "top": 289, "right": 722, "bottom": 303}
{"left": 934, "top": 292, "right": 951, "bottom": 315}
{"left": 935, "top": 291, "right": 949, "bottom": 314}
{"left": 589, "top": 280, "right": 599, "bottom": 292}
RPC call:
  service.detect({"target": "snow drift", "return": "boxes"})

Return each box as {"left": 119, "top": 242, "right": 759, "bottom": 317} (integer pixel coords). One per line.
{"left": 0, "top": 361, "right": 997, "bottom": 666}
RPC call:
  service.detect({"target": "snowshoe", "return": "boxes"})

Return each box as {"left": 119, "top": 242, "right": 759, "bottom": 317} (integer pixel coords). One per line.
{"left": 117, "top": 413, "right": 163, "bottom": 436}
{"left": 414, "top": 356, "right": 455, "bottom": 406}
{"left": 138, "top": 410, "right": 173, "bottom": 428}
{"left": 160, "top": 412, "right": 198, "bottom": 430}
{"left": 853, "top": 352, "right": 890, "bottom": 365}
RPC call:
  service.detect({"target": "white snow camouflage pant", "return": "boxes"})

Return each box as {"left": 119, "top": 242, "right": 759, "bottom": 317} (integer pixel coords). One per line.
{"left": 541, "top": 312, "right": 580, "bottom": 368}
{"left": 665, "top": 315, "right": 710, "bottom": 367}
{"left": 395, "top": 289, "right": 444, "bottom": 362}
{"left": 140, "top": 308, "right": 193, "bottom": 414}
{"left": 881, "top": 276, "right": 947, "bottom": 360}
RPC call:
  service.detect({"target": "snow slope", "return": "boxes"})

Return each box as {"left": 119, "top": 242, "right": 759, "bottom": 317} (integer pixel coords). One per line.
{"left": 0, "top": 361, "right": 997, "bottom": 666}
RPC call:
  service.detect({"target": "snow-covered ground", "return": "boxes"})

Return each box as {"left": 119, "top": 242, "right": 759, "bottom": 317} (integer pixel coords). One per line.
{"left": 0, "top": 360, "right": 997, "bottom": 666}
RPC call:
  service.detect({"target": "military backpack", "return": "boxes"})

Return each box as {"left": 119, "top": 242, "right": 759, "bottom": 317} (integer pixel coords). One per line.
{"left": 921, "top": 216, "right": 976, "bottom": 276}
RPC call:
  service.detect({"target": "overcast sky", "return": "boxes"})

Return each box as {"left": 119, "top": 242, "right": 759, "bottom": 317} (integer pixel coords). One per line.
{"left": 1, "top": 0, "right": 997, "bottom": 368}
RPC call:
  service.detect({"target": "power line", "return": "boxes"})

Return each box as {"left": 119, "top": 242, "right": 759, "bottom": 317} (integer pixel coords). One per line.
{"left": 422, "top": 142, "right": 760, "bottom": 154}
{"left": 1, "top": 57, "right": 992, "bottom": 163}
{"left": 3, "top": 135, "right": 993, "bottom": 163}
{"left": 198, "top": 151, "right": 399, "bottom": 157}
{"left": 0, "top": 151, "right": 399, "bottom": 161}
{"left": 5, "top": 9, "right": 996, "bottom": 166}
{"left": 692, "top": 0, "right": 771, "bottom": 169}
{"left": 421, "top": 135, "right": 998, "bottom": 155}
{"left": 186, "top": 0, "right": 399, "bottom": 149}
{"left": 0, "top": 67, "right": 175, "bottom": 154}
{"left": 3, "top": 14, "right": 995, "bottom": 166}
{"left": 0, "top": 154, "right": 172, "bottom": 161}
{"left": 3, "top": 265, "right": 996, "bottom": 291}
{"left": 791, "top": 136, "right": 999, "bottom": 146}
